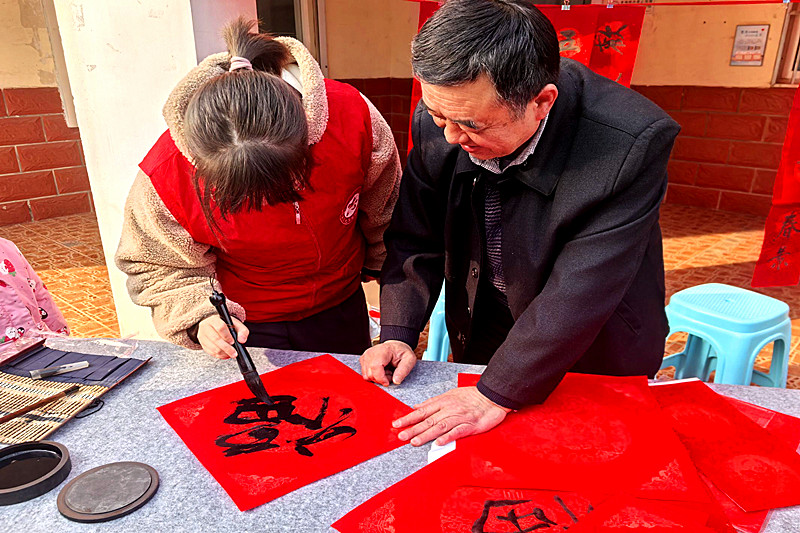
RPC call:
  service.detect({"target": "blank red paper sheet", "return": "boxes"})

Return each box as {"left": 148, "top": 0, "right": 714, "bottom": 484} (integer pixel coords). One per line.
{"left": 458, "top": 373, "right": 710, "bottom": 504}
{"left": 158, "top": 354, "right": 411, "bottom": 511}
{"left": 651, "top": 380, "right": 800, "bottom": 513}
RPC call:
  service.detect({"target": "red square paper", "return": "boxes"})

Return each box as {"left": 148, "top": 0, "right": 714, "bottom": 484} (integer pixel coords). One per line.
{"left": 158, "top": 354, "right": 411, "bottom": 510}
{"left": 333, "top": 450, "right": 601, "bottom": 533}
{"left": 651, "top": 380, "right": 800, "bottom": 512}
{"left": 334, "top": 451, "right": 729, "bottom": 533}
{"left": 709, "top": 397, "right": 800, "bottom": 533}
{"left": 458, "top": 373, "right": 710, "bottom": 504}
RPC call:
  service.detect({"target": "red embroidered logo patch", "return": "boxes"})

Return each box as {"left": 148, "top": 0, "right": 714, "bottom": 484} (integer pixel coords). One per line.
{"left": 340, "top": 189, "right": 360, "bottom": 225}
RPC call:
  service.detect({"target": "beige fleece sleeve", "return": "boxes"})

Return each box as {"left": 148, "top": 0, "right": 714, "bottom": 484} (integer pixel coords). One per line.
{"left": 358, "top": 94, "right": 402, "bottom": 272}
{"left": 114, "top": 170, "right": 246, "bottom": 349}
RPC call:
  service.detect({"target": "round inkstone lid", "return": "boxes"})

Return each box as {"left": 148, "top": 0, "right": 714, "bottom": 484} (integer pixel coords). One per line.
{"left": 57, "top": 461, "right": 159, "bottom": 522}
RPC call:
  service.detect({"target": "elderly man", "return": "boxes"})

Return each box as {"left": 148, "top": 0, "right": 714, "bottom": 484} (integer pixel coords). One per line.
{"left": 360, "top": 0, "right": 680, "bottom": 446}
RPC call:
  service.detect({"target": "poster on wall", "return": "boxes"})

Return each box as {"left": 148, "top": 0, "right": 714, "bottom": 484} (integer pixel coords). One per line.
{"left": 730, "top": 25, "right": 769, "bottom": 66}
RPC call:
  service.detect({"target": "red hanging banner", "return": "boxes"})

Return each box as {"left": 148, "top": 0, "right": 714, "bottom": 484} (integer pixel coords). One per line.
{"left": 535, "top": 6, "right": 646, "bottom": 87}
{"left": 157, "top": 354, "right": 411, "bottom": 511}
{"left": 591, "top": 7, "right": 646, "bottom": 87}
{"left": 752, "top": 88, "right": 800, "bottom": 287}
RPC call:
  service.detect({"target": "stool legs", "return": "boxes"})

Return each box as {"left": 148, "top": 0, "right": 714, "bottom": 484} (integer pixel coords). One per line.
{"left": 665, "top": 327, "right": 791, "bottom": 387}
{"left": 424, "top": 307, "right": 449, "bottom": 362}
{"left": 422, "top": 284, "right": 450, "bottom": 362}
{"left": 672, "top": 335, "right": 716, "bottom": 380}
{"left": 712, "top": 336, "right": 758, "bottom": 386}
{"left": 750, "top": 330, "right": 791, "bottom": 388}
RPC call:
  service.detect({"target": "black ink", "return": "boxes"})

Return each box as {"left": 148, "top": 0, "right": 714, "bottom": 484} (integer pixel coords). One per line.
{"left": 215, "top": 395, "right": 356, "bottom": 457}
{"left": 473, "top": 496, "right": 591, "bottom": 533}
{"left": 293, "top": 408, "right": 356, "bottom": 457}
{"left": 554, "top": 495, "right": 578, "bottom": 523}
{"left": 769, "top": 246, "right": 791, "bottom": 271}
{"left": 473, "top": 499, "right": 555, "bottom": 532}
{"left": 770, "top": 211, "right": 800, "bottom": 245}
{"left": 595, "top": 25, "right": 627, "bottom": 55}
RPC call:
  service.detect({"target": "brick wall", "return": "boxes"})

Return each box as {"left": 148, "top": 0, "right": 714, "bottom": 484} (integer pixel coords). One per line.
{"left": 632, "top": 86, "right": 794, "bottom": 217}
{"left": 315, "top": 79, "right": 794, "bottom": 218}
{"left": 335, "top": 77, "right": 413, "bottom": 166}
{"left": 0, "top": 87, "right": 92, "bottom": 226}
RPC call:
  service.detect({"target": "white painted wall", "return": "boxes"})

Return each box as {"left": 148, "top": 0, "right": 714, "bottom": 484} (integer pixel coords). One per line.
{"left": 190, "top": 0, "right": 256, "bottom": 62}
{"left": 51, "top": 0, "right": 255, "bottom": 340}
{"left": 0, "top": 0, "right": 57, "bottom": 87}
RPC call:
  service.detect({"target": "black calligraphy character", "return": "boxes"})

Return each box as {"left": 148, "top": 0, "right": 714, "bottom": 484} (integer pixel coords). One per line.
{"left": 215, "top": 395, "right": 357, "bottom": 457}
{"left": 768, "top": 246, "right": 791, "bottom": 271}
{"left": 553, "top": 496, "right": 580, "bottom": 524}
{"left": 215, "top": 424, "right": 280, "bottom": 456}
{"left": 770, "top": 211, "right": 800, "bottom": 244}
{"left": 473, "top": 500, "right": 556, "bottom": 532}
{"left": 595, "top": 25, "right": 627, "bottom": 55}
{"left": 473, "top": 496, "right": 592, "bottom": 533}
{"left": 558, "top": 29, "right": 580, "bottom": 55}
{"left": 293, "top": 407, "right": 356, "bottom": 457}
{"left": 779, "top": 211, "right": 800, "bottom": 239}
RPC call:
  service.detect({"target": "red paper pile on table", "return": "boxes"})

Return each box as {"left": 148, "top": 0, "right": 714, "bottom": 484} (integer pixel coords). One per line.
{"left": 333, "top": 374, "right": 800, "bottom": 532}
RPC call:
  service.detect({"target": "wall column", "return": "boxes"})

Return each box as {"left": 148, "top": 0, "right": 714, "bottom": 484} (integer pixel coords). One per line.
{"left": 52, "top": 0, "right": 254, "bottom": 340}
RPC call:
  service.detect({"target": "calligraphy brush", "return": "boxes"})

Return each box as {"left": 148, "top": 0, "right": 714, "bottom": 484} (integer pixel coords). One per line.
{"left": 0, "top": 384, "right": 80, "bottom": 425}
{"left": 209, "top": 281, "right": 274, "bottom": 405}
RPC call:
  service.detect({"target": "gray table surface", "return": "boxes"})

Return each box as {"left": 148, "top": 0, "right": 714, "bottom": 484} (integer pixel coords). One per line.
{"left": 4, "top": 338, "right": 800, "bottom": 531}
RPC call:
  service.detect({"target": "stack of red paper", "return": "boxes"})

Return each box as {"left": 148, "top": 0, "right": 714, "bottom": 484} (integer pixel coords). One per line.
{"left": 333, "top": 375, "right": 800, "bottom": 532}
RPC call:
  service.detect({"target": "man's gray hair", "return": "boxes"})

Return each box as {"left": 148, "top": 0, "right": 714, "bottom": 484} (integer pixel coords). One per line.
{"left": 411, "top": 0, "right": 560, "bottom": 117}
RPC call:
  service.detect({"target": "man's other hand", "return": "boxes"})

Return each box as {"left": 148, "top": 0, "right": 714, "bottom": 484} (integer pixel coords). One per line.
{"left": 392, "top": 386, "right": 510, "bottom": 446}
{"left": 360, "top": 340, "right": 417, "bottom": 386}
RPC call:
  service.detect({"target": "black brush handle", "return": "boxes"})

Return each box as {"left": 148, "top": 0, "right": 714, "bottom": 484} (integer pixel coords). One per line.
{"left": 209, "top": 290, "right": 273, "bottom": 405}
{"left": 209, "top": 290, "right": 255, "bottom": 375}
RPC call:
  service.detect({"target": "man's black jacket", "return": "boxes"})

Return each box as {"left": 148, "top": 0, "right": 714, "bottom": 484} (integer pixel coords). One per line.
{"left": 379, "top": 58, "right": 681, "bottom": 409}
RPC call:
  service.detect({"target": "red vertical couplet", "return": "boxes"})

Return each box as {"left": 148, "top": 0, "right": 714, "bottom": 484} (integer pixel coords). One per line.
{"left": 753, "top": 88, "right": 800, "bottom": 287}
{"left": 157, "top": 354, "right": 411, "bottom": 511}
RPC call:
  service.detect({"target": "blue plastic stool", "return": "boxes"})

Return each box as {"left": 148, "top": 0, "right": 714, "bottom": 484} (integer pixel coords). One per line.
{"left": 660, "top": 283, "right": 791, "bottom": 387}
{"left": 422, "top": 283, "right": 450, "bottom": 362}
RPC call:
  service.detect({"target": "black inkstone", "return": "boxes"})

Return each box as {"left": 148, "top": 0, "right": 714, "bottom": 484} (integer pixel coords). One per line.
{"left": 0, "top": 441, "right": 71, "bottom": 505}
{"left": 57, "top": 461, "right": 158, "bottom": 522}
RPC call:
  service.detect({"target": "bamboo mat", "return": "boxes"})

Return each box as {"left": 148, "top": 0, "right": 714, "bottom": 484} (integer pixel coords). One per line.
{"left": 0, "top": 371, "right": 107, "bottom": 444}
